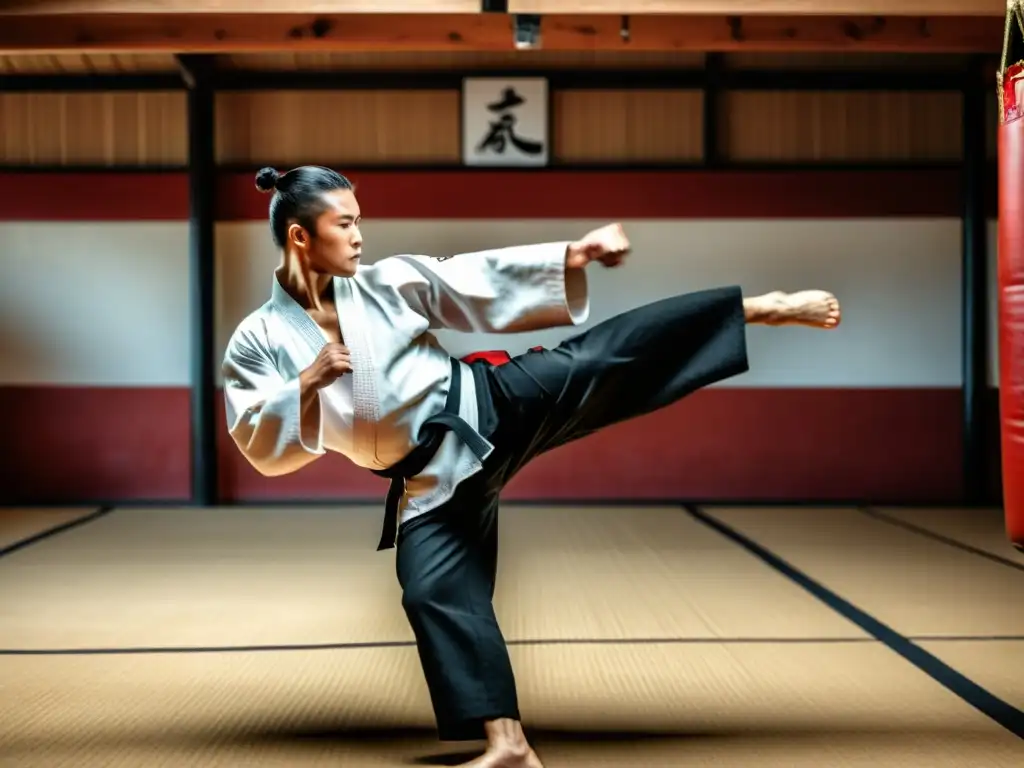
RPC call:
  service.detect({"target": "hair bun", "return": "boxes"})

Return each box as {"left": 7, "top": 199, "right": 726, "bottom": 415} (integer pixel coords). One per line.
{"left": 255, "top": 167, "right": 281, "bottom": 193}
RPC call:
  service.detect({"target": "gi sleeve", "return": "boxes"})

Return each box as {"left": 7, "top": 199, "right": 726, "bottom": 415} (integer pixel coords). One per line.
{"left": 380, "top": 241, "right": 590, "bottom": 333}
{"left": 221, "top": 327, "right": 326, "bottom": 477}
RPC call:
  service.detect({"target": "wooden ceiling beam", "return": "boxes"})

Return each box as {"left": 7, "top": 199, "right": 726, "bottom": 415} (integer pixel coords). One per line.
{"left": 0, "top": 0, "right": 1004, "bottom": 16}
{"left": 508, "top": 1, "right": 1005, "bottom": 15}
{"left": 0, "top": 13, "right": 1003, "bottom": 54}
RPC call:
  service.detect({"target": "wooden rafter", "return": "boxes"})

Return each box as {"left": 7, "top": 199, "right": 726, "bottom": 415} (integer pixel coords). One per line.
{"left": 0, "top": 13, "right": 1004, "bottom": 54}
{"left": 507, "top": 1, "right": 1005, "bottom": 15}
{"left": 0, "top": 0, "right": 1005, "bottom": 16}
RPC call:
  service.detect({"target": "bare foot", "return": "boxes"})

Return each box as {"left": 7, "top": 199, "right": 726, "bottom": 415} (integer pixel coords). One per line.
{"left": 456, "top": 718, "right": 544, "bottom": 768}
{"left": 746, "top": 290, "right": 841, "bottom": 329}
{"left": 457, "top": 743, "right": 544, "bottom": 768}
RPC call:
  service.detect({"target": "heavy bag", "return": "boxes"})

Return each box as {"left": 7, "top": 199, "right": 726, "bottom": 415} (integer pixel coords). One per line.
{"left": 997, "top": 2, "right": 1024, "bottom": 551}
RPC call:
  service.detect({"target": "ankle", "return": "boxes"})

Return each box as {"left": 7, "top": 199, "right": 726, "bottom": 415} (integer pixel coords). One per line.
{"left": 743, "top": 296, "right": 771, "bottom": 323}
{"left": 743, "top": 291, "right": 787, "bottom": 323}
{"left": 484, "top": 718, "right": 530, "bottom": 755}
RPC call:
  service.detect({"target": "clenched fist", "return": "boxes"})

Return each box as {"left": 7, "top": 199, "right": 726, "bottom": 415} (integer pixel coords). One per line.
{"left": 300, "top": 343, "right": 352, "bottom": 393}
{"left": 565, "top": 223, "right": 630, "bottom": 269}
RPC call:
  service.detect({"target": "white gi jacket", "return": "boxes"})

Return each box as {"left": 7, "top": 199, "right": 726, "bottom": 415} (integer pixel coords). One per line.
{"left": 222, "top": 241, "right": 591, "bottom": 523}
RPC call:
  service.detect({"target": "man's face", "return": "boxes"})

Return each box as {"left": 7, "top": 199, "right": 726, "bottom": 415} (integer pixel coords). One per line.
{"left": 289, "top": 188, "right": 363, "bottom": 278}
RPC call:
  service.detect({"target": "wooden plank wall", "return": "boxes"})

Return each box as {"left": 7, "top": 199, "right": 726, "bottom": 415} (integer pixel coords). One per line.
{"left": 0, "top": 51, "right": 998, "bottom": 167}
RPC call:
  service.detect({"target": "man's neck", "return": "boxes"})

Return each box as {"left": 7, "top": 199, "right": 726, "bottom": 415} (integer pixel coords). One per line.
{"left": 276, "top": 259, "right": 333, "bottom": 312}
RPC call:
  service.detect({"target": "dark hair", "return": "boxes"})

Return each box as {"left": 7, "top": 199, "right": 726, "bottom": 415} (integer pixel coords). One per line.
{"left": 255, "top": 165, "right": 354, "bottom": 248}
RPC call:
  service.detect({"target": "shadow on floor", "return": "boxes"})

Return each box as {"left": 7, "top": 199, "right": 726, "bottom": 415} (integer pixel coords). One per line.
{"left": 235, "top": 721, "right": 1008, "bottom": 765}
{"left": 1, "top": 720, "right": 1009, "bottom": 766}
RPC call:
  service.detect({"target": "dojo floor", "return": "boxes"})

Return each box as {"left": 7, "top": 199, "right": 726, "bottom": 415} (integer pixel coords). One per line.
{"left": 1, "top": 505, "right": 1022, "bottom": 767}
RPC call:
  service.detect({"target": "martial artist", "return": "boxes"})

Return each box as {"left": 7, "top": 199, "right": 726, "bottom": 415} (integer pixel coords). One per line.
{"left": 222, "top": 165, "right": 841, "bottom": 768}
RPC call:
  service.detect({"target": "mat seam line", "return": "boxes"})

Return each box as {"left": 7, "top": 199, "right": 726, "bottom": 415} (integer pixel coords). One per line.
{"left": 3, "top": 636, "right": 1021, "bottom": 656}
{"left": 857, "top": 505, "right": 1024, "bottom": 573}
{"left": 0, "top": 505, "right": 116, "bottom": 561}
{"left": 682, "top": 503, "right": 1024, "bottom": 741}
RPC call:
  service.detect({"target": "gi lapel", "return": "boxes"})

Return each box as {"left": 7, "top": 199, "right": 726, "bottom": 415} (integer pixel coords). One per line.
{"left": 332, "top": 276, "right": 379, "bottom": 460}
{"left": 269, "top": 274, "right": 331, "bottom": 359}
{"left": 267, "top": 272, "right": 379, "bottom": 463}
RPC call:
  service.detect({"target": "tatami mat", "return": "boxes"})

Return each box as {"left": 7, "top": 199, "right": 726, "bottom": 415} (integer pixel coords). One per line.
{"left": 0, "top": 505, "right": 864, "bottom": 651}
{"left": 494, "top": 506, "right": 863, "bottom": 641}
{"left": 1, "top": 642, "right": 1021, "bottom": 767}
{"left": 918, "top": 640, "right": 1024, "bottom": 711}
{"left": 1, "top": 504, "right": 1021, "bottom": 767}
{"left": 0, "top": 506, "right": 411, "bottom": 649}
{"left": 0, "top": 507, "right": 103, "bottom": 551}
{"left": 869, "top": 506, "right": 1024, "bottom": 565}
{"left": 704, "top": 506, "right": 1024, "bottom": 638}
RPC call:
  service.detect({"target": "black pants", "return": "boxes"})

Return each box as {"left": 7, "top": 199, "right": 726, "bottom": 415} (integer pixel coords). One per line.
{"left": 394, "top": 285, "right": 749, "bottom": 741}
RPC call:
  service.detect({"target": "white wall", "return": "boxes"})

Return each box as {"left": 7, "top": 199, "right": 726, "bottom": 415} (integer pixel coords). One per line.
{"left": 0, "top": 222, "right": 189, "bottom": 386}
{"left": 217, "top": 218, "right": 966, "bottom": 388}
{"left": 1, "top": 218, "right": 971, "bottom": 388}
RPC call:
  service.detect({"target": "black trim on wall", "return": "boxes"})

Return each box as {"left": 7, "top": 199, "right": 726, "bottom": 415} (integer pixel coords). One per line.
{"left": 208, "top": 68, "right": 709, "bottom": 92}
{"left": 0, "top": 67, "right": 972, "bottom": 95}
{"left": 181, "top": 55, "right": 219, "bottom": 507}
{"left": 0, "top": 73, "right": 186, "bottom": 92}
{"left": 0, "top": 160, "right": 974, "bottom": 173}
{"left": 721, "top": 69, "right": 970, "bottom": 91}
{"left": 206, "top": 67, "right": 967, "bottom": 93}
{"left": 703, "top": 53, "right": 724, "bottom": 167}
{"left": 0, "top": 164, "right": 189, "bottom": 173}
{"left": 961, "top": 55, "right": 990, "bottom": 506}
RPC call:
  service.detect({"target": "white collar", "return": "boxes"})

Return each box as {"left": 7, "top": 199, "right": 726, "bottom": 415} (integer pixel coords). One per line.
{"left": 269, "top": 272, "right": 339, "bottom": 354}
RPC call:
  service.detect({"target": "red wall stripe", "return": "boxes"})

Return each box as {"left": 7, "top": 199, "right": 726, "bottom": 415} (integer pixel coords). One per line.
{"left": 216, "top": 169, "right": 969, "bottom": 220}
{"left": 0, "top": 173, "right": 190, "bottom": 221}
{"left": 0, "top": 386, "right": 191, "bottom": 503}
{"left": 0, "top": 168, "right": 982, "bottom": 221}
{"left": 0, "top": 386, "right": 993, "bottom": 505}
{"left": 219, "top": 388, "right": 969, "bottom": 504}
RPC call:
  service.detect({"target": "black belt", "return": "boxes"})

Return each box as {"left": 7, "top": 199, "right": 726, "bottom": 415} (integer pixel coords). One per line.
{"left": 370, "top": 359, "right": 492, "bottom": 551}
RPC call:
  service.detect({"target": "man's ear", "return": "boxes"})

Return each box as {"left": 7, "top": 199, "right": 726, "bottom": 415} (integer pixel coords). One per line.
{"left": 287, "top": 222, "right": 310, "bottom": 251}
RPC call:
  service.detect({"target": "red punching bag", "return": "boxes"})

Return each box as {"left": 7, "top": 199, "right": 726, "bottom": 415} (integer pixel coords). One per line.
{"left": 997, "top": 3, "right": 1024, "bottom": 552}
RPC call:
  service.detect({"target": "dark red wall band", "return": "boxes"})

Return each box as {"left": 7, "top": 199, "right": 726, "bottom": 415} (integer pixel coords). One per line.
{"left": 0, "top": 386, "right": 994, "bottom": 505}
{"left": 0, "top": 168, "right": 983, "bottom": 221}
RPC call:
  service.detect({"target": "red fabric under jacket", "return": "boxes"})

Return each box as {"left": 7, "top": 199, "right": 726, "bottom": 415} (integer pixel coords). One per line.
{"left": 460, "top": 347, "right": 544, "bottom": 366}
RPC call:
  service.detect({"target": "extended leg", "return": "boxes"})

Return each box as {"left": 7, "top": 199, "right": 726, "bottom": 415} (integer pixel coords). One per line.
{"left": 396, "top": 477, "right": 542, "bottom": 768}
{"left": 445, "top": 284, "right": 839, "bottom": 762}
{"left": 742, "top": 289, "right": 841, "bottom": 328}
{"left": 486, "top": 285, "right": 840, "bottom": 469}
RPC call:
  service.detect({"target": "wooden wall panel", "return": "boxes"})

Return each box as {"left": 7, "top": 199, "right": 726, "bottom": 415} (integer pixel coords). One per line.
{"left": 720, "top": 91, "right": 963, "bottom": 162}
{"left": 0, "top": 53, "right": 177, "bottom": 73}
{"left": 215, "top": 91, "right": 460, "bottom": 165}
{"left": 0, "top": 85, "right": 984, "bottom": 168}
{"left": 220, "top": 50, "right": 707, "bottom": 71}
{"left": 554, "top": 89, "right": 703, "bottom": 163}
{"left": 0, "top": 92, "right": 186, "bottom": 165}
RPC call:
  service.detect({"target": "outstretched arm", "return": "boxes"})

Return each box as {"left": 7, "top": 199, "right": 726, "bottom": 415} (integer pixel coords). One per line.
{"left": 376, "top": 241, "right": 590, "bottom": 334}
{"left": 222, "top": 328, "right": 328, "bottom": 477}
{"left": 377, "top": 223, "right": 630, "bottom": 333}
